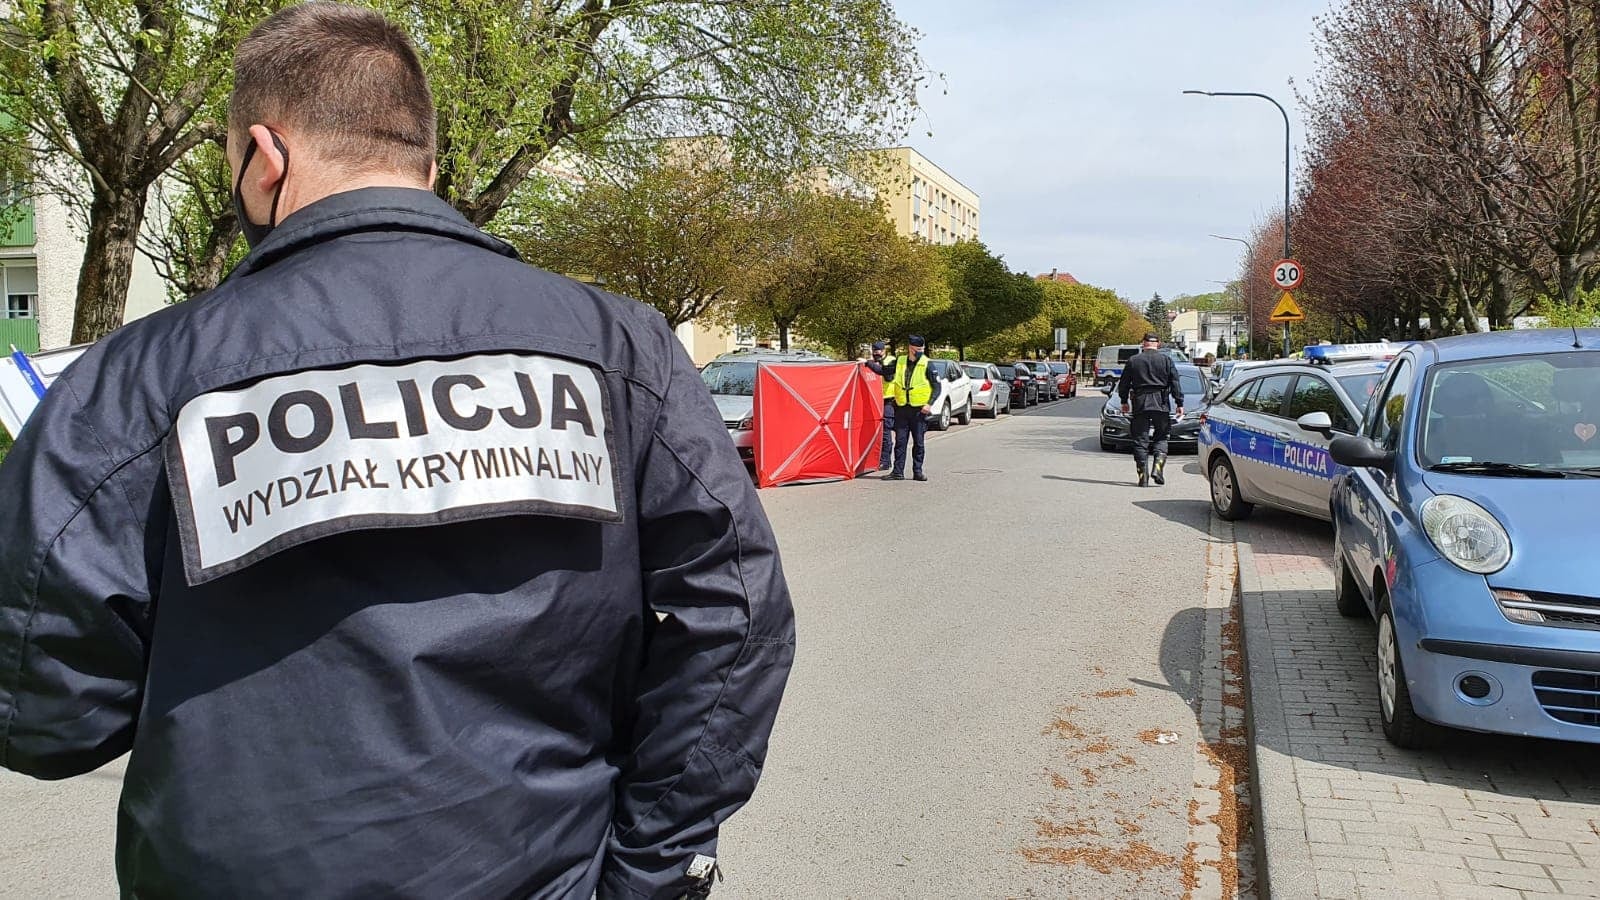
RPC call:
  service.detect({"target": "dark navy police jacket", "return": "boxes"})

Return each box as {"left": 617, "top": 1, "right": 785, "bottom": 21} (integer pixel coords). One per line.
{"left": 0, "top": 188, "right": 796, "bottom": 899}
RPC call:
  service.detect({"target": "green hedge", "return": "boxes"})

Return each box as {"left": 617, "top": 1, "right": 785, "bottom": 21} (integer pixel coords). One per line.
{"left": 0, "top": 429, "right": 10, "bottom": 465}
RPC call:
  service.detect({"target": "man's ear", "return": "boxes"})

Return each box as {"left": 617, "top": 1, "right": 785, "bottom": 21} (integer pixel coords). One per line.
{"left": 427, "top": 160, "right": 439, "bottom": 189}
{"left": 248, "top": 124, "right": 287, "bottom": 193}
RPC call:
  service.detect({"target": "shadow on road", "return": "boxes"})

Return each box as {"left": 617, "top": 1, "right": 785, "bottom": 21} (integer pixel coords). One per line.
{"left": 1132, "top": 499, "right": 1214, "bottom": 535}
{"left": 1132, "top": 606, "right": 1207, "bottom": 718}
{"left": 1041, "top": 473, "right": 1136, "bottom": 488}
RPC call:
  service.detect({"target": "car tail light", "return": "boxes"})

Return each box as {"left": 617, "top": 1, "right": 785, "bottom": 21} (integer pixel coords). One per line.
{"left": 1199, "top": 412, "right": 1208, "bottom": 424}
{"left": 980, "top": 380, "right": 992, "bottom": 391}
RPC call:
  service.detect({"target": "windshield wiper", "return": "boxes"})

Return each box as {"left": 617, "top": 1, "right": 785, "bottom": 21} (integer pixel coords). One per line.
{"left": 1551, "top": 466, "right": 1600, "bottom": 478}
{"left": 1429, "top": 461, "right": 1567, "bottom": 478}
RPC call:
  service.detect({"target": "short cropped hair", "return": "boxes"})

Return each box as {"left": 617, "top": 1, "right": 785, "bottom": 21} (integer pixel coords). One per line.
{"left": 230, "top": 2, "right": 436, "bottom": 179}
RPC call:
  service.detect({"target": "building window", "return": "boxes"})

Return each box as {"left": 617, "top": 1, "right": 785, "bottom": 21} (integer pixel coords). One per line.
{"left": 2, "top": 264, "right": 37, "bottom": 319}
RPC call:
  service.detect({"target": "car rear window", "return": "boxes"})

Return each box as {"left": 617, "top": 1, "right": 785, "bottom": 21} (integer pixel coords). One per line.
{"left": 700, "top": 361, "right": 757, "bottom": 397}
{"left": 963, "top": 365, "right": 988, "bottom": 379}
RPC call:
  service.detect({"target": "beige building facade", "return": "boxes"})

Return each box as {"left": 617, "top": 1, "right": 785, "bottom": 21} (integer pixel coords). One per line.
{"left": 870, "top": 147, "right": 979, "bottom": 246}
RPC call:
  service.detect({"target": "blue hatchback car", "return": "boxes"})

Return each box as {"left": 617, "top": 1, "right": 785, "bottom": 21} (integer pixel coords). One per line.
{"left": 1326, "top": 329, "right": 1600, "bottom": 747}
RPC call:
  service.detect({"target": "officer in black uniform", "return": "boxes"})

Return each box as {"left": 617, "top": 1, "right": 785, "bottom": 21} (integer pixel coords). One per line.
{"left": 0, "top": 5, "right": 793, "bottom": 899}
{"left": 1118, "top": 332, "right": 1185, "bottom": 487}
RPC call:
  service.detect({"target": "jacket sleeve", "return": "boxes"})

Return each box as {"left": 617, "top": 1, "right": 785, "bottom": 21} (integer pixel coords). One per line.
{"left": 1117, "top": 359, "right": 1134, "bottom": 404}
{"left": 1168, "top": 359, "right": 1185, "bottom": 407}
{"left": 600, "top": 336, "right": 797, "bottom": 899}
{"left": 0, "top": 370, "right": 158, "bottom": 780}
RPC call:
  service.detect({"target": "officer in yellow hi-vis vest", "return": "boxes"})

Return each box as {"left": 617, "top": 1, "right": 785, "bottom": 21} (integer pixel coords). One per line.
{"left": 865, "top": 340, "right": 896, "bottom": 469}
{"left": 885, "top": 335, "right": 942, "bottom": 481}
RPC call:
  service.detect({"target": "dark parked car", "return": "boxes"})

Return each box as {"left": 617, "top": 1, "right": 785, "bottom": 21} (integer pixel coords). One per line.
{"left": 1098, "top": 364, "right": 1209, "bottom": 453}
{"left": 1012, "top": 361, "right": 1059, "bottom": 401}
{"left": 1007, "top": 363, "right": 1040, "bottom": 407}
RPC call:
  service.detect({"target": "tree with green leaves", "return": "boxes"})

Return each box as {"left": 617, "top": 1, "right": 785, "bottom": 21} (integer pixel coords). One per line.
{"left": 971, "top": 278, "right": 1129, "bottom": 361}
{"left": 727, "top": 189, "right": 915, "bottom": 350}
{"left": 796, "top": 239, "right": 950, "bottom": 360}
{"left": 0, "top": 0, "right": 279, "bottom": 343}
{"left": 514, "top": 146, "right": 769, "bottom": 330}
{"left": 4, "top": 0, "right": 926, "bottom": 341}
{"left": 1144, "top": 292, "right": 1170, "bottom": 341}
{"left": 919, "top": 241, "right": 1041, "bottom": 359}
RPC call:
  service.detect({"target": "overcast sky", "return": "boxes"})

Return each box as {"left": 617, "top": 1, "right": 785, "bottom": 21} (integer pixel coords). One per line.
{"left": 895, "top": 0, "right": 1330, "bottom": 304}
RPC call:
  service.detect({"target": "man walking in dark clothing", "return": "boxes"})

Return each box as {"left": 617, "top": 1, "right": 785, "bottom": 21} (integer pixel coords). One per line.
{"left": 1118, "top": 332, "right": 1185, "bottom": 487}
{"left": 886, "top": 335, "right": 941, "bottom": 481}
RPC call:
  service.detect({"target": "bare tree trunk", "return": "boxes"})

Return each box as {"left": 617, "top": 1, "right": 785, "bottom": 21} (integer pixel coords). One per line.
{"left": 777, "top": 321, "right": 792, "bottom": 350}
{"left": 1558, "top": 253, "right": 1582, "bottom": 307}
{"left": 72, "top": 188, "right": 148, "bottom": 344}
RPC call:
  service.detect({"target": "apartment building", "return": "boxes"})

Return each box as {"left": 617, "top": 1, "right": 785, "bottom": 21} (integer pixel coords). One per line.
{"left": 869, "top": 147, "right": 979, "bottom": 246}
{"left": 2, "top": 184, "right": 172, "bottom": 353}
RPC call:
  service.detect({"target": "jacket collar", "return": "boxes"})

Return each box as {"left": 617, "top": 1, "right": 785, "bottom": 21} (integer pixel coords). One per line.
{"left": 228, "top": 187, "right": 519, "bottom": 279}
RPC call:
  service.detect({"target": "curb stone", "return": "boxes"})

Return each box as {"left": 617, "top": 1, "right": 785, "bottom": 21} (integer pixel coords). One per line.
{"left": 1237, "top": 537, "right": 1317, "bottom": 900}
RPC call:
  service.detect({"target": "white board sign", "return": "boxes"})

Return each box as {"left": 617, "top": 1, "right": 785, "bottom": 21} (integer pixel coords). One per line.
{"left": 0, "top": 344, "right": 91, "bottom": 439}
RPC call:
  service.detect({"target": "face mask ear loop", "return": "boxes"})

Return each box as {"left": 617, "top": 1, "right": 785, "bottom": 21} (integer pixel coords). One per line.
{"left": 267, "top": 132, "right": 290, "bottom": 228}
{"left": 235, "top": 139, "right": 258, "bottom": 200}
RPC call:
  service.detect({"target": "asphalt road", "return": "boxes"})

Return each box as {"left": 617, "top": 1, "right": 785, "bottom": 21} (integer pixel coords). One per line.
{"left": 0, "top": 394, "right": 1225, "bottom": 898}
{"left": 717, "top": 395, "right": 1223, "bottom": 897}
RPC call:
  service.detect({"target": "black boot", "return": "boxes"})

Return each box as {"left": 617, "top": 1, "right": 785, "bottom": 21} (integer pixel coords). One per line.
{"left": 1152, "top": 455, "right": 1167, "bottom": 486}
{"left": 1136, "top": 459, "right": 1149, "bottom": 487}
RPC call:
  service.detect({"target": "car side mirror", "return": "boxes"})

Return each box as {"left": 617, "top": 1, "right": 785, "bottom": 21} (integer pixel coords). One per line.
{"left": 1100, "top": 383, "right": 1115, "bottom": 395}
{"left": 1296, "top": 411, "right": 1335, "bottom": 438}
{"left": 1329, "top": 435, "right": 1394, "bottom": 472}
{"left": 948, "top": 370, "right": 960, "bottom": 382}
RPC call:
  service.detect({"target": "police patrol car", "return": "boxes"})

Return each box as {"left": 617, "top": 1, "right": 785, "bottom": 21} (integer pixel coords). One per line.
{"left": 1199, "top": 343, "right": 1400, "bottom": 521}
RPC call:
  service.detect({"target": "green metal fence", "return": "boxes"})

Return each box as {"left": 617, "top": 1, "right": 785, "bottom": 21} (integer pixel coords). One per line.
{"left": 0, "top": 318, "right": 39, "bottom": 352}
{"left": 0, "top": 203, "right": 34, "bottom": 247}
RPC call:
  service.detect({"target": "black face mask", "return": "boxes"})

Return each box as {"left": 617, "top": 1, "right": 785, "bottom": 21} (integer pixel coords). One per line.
{"left": 233, "top": 132, "right": 290, "bottom": 248}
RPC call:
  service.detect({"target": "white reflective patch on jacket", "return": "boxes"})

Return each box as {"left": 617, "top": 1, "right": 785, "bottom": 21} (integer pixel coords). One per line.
{"left": 165, "top": 352, "right": 621, "bottom": 584}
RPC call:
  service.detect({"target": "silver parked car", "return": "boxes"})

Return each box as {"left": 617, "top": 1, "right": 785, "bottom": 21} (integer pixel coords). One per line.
{"left": 700, "top": 348, "right": 835, "bottom": 461}
{"left": 962, "top": 362, "right": 1012, "bottom": 417}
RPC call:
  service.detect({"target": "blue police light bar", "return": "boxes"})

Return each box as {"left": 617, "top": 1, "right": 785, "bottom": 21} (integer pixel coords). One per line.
{"left": 1303, "top": 342, "right": 1405, "bottom": 364}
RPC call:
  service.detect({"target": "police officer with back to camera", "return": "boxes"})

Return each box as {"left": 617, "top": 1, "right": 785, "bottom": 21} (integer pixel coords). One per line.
{"left": 1118, "top": 332, "right": 1185, "bottom": 487}
{"left": 884, "top": 335, "right": 941, "bottom": 481}
{"left": 0, "top": 4, "right": 794, "bottom": 898}
{"left": 865, "top": 339, "right": 896, "bottom": 470}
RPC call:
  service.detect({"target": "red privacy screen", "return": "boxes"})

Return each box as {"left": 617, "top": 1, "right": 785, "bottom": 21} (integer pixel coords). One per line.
{"left": 753, "top": 362, "right": 882, "bottom": 488}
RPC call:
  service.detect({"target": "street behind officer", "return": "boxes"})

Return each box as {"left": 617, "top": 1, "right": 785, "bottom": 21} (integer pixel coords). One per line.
{"left": 885, "top": 335, "right": 941, "bottom": 481}
{"left": 1118, "top": 332, "right": 1185, "bottom": 487}
{"left": 0, "top": 4, "right": 794, "bottom": 898}
{"left": 865, "top": 339, "right": 895, "bottom": 470}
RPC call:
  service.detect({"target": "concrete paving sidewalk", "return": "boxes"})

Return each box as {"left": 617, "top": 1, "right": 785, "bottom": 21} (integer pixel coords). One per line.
{"left": 1236, "top": 511, "right": 1600, "bottom": 900}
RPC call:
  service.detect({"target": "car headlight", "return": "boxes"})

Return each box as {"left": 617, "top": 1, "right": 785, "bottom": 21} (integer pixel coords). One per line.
{"left": 737, "top": 416, "right": 754, "bottom": 431}
{"left": 1421, "top": 495, "right": 1511, "bottom": 574}
{"left": 1104, "top": 406, "right": 1126, "bottom": 420}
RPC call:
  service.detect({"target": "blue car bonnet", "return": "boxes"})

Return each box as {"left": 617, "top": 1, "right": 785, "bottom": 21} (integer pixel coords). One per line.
{"left": 1420, "top": 470, "right": 1600, "bottom": 595}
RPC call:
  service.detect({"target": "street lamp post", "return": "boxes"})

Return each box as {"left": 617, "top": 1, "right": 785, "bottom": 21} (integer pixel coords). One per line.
{"left": 1211, "top": 236, "right": 1253, "bottom": 359}
{"left": 1186, "top": 90, "right": 1293, "bottom": 356}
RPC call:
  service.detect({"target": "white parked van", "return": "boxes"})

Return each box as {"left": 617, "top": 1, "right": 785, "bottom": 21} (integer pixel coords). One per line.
{"left": 1094, "top": 344, "right": 1141, "bottom": 386}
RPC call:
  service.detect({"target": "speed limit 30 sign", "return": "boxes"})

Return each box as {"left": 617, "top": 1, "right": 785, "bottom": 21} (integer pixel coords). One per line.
{"left": 1272, "top": 258, "right": 1304, "bottom": 290}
